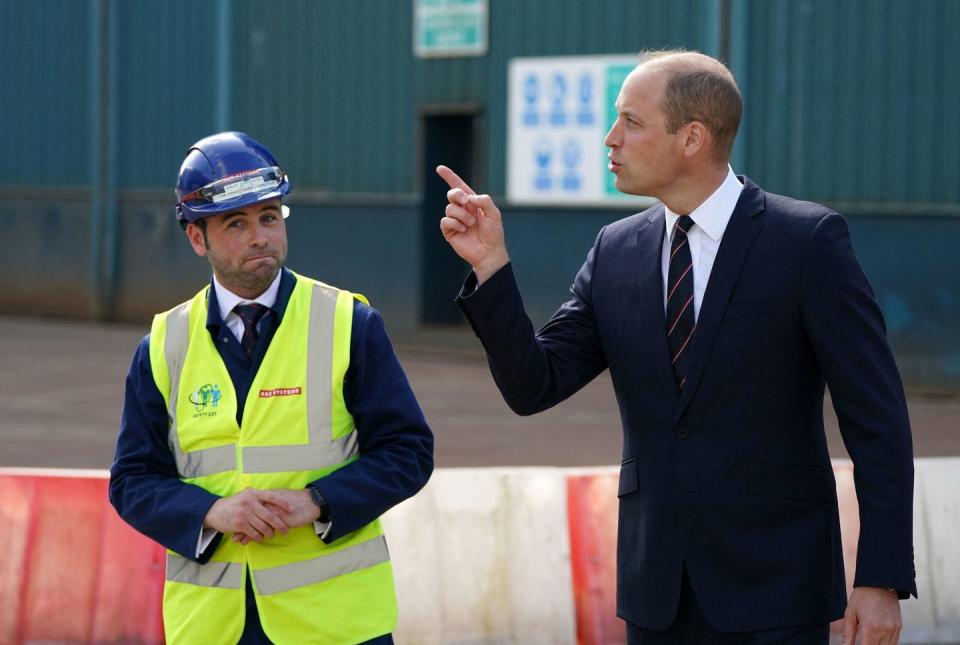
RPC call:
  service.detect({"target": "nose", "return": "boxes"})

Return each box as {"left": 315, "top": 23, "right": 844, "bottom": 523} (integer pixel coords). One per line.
{"left": 604, "top": 119, "right": 620, "bottom": 148}
{"left": 249, "top": 221, "right": 269, "bottom": 247}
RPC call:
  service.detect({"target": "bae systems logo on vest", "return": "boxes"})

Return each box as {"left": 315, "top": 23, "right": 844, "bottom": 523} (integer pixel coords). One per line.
{"left": 259, "top": 387, "right": 302, "bottom": 398}
{"left": 189, "top": 384, "right": 221, "bottom": 417}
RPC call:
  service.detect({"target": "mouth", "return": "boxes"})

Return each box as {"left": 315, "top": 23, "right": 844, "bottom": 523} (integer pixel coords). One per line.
{"left": 244, "top": 254, "right": 276, "bottom": 265}
{"left": 608, "top": 160, "right": 622, "bottom": 173}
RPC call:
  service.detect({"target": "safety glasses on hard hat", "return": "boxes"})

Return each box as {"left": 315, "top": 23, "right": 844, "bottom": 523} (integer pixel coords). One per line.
{"left": 178, "top": 166, "right": 286, "bottom": 207}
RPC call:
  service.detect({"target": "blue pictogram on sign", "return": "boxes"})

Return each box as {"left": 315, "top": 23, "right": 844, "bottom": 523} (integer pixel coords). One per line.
{"left": 576, "top": 74, "right": 594, "bottom": 126}
{"left": 534, "top": 139, "right": 553, "bottom": 191}
{"left": 561, "top": 139, "right": 582, "bottom": 191}
{"left": 549, "top": 73, "right": 567, "bottom": 126}
{"left": 523, "top": 74, "right": 540, "bottom": 126}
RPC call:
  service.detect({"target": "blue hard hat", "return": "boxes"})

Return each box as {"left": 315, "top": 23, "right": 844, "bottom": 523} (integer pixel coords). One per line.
{"left": 175, "top": 131, "right": 292, "bottom": 224}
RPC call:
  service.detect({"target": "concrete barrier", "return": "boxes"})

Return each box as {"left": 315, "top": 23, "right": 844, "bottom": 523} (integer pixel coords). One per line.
{"left": 902, "top": 458, "right": 960, "bottom": 644}
{"left": 1, "top": 461, "right": 957, "bottom": 644}
{"left": 382, "top": 468, "right": 577, "bottom": 644}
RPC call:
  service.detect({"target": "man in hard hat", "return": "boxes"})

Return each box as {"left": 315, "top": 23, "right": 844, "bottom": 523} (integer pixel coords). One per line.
{"left": 110, "top": 131, "right": 433, "bottom": 644}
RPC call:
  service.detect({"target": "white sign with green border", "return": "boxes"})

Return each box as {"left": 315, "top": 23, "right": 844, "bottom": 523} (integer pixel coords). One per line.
{"left": 507, "top": 55, "right": 654, "bottom": 208}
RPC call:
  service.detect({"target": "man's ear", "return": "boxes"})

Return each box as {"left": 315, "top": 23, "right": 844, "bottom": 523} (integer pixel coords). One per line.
{"left": 682, "top": 121, "right": 711, "bottom": 159}
{"left": 185, "top": 222, "right": 208, "bottom": 256}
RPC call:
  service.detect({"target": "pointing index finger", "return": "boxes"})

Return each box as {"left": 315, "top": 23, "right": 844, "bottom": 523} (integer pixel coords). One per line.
{"left": 436, "top": 165, "right": 476, "bottom": 196}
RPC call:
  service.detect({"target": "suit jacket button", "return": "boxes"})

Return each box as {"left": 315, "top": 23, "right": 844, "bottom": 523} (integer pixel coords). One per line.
{"left": 676, "top": 427, "right": 689, "bottom": 439}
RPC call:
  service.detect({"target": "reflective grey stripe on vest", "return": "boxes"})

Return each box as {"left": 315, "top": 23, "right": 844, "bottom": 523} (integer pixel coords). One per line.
{"left": 166, "top": 553, "right": 243, "bottom": 589}
{"left": 252, "top": 535, "right": 390, "bottom": 596}
{"left": 162, "top": 282, "right": 358, "bottom": 479}
{"left": 241, "top": 283, "right": 358, "bottom": 472}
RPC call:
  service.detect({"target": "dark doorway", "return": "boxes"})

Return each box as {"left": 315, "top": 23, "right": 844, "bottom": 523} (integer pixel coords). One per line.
{"left": 421, "top": 114, "right": 475, "bottom": 325}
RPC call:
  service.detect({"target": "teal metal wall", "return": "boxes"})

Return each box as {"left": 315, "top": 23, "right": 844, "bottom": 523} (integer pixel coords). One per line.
{"left": 230, "top": 0, "right": 716, "bottom": 196}
{"left": 731, "top": 0, "right": 960, "bottom": 207}
{"left": 5, "top": 0, "right": 958, "bottom": 202}
{"left": 1, "top": 0, "right": 958, "bottom": 387}
{"left": 1, "top": 1, "right": 92, "bottom": 185}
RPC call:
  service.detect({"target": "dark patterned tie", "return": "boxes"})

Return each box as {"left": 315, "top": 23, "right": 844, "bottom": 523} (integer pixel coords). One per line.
{"left": 666, "top": 216, "right": 696, "bottom": 390}
{"left": 234, "top": 303, "right": 270, "bottom": 359}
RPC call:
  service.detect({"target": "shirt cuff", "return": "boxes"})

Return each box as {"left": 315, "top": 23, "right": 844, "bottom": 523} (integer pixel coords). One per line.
{"left": 196, "top": 527, "right": 219, "bottom": 558}
{"left": 314, "top": 519, "right": 333, "bottom": 542}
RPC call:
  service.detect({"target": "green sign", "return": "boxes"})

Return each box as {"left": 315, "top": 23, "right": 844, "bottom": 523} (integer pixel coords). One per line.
{"left": 415, "top": 0, "right": 487, "bottom": 58}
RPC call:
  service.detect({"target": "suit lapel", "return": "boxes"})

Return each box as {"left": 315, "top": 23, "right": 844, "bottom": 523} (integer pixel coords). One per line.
{"left": 675, "top": 179, "right": 766, "bottom": 416}
{"left": 634, "top": 206, "right": 679, "bottom": 400}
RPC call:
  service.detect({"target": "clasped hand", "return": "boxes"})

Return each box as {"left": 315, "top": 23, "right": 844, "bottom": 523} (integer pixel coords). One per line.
{"left": 203, "top": 487, "right": 321, "bottom": 545}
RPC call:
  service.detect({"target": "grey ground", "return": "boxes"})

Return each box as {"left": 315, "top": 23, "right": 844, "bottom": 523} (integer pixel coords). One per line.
{"left": 1, "top": 315, "right": 956, "bottom": 469}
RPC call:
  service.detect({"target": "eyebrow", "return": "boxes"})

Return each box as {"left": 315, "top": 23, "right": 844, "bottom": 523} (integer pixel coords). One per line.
{"left": 220, "top": 205, "right": 281, "bottom": 222}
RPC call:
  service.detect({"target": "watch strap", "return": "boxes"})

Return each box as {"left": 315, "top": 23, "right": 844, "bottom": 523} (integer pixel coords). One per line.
{"left": 306, "top": 484, "right": 330, "bottom": 523}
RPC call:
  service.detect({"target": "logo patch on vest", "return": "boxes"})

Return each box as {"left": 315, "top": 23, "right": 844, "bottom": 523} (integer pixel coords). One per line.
{"left": 189, "top": 383, "right": 221, "bottom": 417}
{"left": 259, "top": 387, "right": 302, "bottom": 398}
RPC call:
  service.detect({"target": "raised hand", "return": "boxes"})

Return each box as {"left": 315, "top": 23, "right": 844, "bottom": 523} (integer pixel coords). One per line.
{"left": 436, "top": 165, "right": 510, "bottom": 284}
{"left": 203, "top": 487, "right": 293, "bottom": 543}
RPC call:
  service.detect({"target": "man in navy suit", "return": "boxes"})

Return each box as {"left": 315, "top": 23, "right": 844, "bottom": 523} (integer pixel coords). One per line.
{"left": 438, "top": 51, "right": 914, "bottom": 644}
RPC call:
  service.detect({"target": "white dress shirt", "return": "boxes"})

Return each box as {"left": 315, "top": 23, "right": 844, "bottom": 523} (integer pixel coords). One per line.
{"left": 197, "top": 270, "right": 331, "bottom": 557}
{"left": 661, "top": 167, "right": 744, "bottom": 321}
{"left": 213, "top": 270, "right": 282, "bottom": 343}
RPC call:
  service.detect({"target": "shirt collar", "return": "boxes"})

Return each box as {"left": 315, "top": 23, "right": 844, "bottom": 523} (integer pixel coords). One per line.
{"left": 664, "top": 166, "right": 744, "bottom": 243}
{"left": 205, "top": 267, "right": 295, "bottom": 330}
{"left": 211, "top": 268, "right": 283, "bottom": 322}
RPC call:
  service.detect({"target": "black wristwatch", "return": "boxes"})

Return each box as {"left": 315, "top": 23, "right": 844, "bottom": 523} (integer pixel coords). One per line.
{"left": 307, "top": 484, "right": 330, "bottom": 523}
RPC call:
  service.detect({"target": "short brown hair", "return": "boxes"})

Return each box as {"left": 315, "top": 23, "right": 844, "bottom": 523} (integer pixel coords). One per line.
{"left": 640, "top": 50, "right": 743, "bottom": 162}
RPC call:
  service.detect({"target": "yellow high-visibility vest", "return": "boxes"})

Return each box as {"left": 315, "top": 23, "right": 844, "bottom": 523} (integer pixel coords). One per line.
{"left": 148, "top": 272, "right": 397, "bottom": 645}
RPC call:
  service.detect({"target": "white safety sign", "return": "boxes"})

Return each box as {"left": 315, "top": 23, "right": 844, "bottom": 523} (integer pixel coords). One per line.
{"left": 507, "top": 55, "right": 652, "bottom": 207}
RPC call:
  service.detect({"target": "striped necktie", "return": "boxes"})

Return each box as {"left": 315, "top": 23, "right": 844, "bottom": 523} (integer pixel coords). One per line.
{"left": 666, "top": 216, "right": 696, "bottom": 390}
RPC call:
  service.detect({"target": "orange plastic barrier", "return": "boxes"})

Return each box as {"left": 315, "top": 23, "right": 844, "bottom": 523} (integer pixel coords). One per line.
{"left": 567, "top": 463, "right": 861, "bottom": 645}
{"left": 566, "top": 471, "right": 623, "bottom": 645}
{"left": 0, "top": 469, "right": 164, "bottom": 644}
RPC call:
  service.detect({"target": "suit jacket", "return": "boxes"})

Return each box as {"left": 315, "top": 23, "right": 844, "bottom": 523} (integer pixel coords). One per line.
{"left": 457, "top": 178, "right": 916, "bottom": 631}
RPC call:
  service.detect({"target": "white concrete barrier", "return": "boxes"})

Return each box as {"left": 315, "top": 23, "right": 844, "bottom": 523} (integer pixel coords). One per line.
{"left": 902, "top": 458, "right": 960, "bottom": 644}
{"left": 382, "top": 468, "right": 577, "bottom": 645}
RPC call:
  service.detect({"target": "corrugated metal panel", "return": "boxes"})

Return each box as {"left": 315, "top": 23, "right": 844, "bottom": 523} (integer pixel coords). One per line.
{"left": 114, "top": 1, "right": 219, "bottom": 188}
{"left": 0, "top": 1, "right": 92, "bottom": 185}
{"left": 736, "top": 0, "right": 960, "bottom": 205}
{"left": 233, "top": 1, "right": 417, "bottom": 195}
{"left": 231, "top": 0, "right": 715, "bottom": 196}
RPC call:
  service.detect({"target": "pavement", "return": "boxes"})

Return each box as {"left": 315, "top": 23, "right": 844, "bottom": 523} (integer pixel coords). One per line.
{"left": 1, "top": 314, "right": 957, "bottom": 469}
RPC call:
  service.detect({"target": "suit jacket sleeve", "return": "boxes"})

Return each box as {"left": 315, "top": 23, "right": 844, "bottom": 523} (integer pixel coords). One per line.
{"left": 108, "top": 336, "right": 223, "bottom": 562}
{"left": 800, "top": 212, "right": 916, "bottom": 597}
{"left": 456, "top": 230, "right": 609, "bottom": 416}
{"left": 311, "top": 301, "right": 434, "bottom": 542}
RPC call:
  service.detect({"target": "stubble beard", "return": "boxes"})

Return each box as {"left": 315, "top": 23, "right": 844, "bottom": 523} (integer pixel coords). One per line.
{"left": 209, "top": 248, "right": 285, "bottom": 296}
